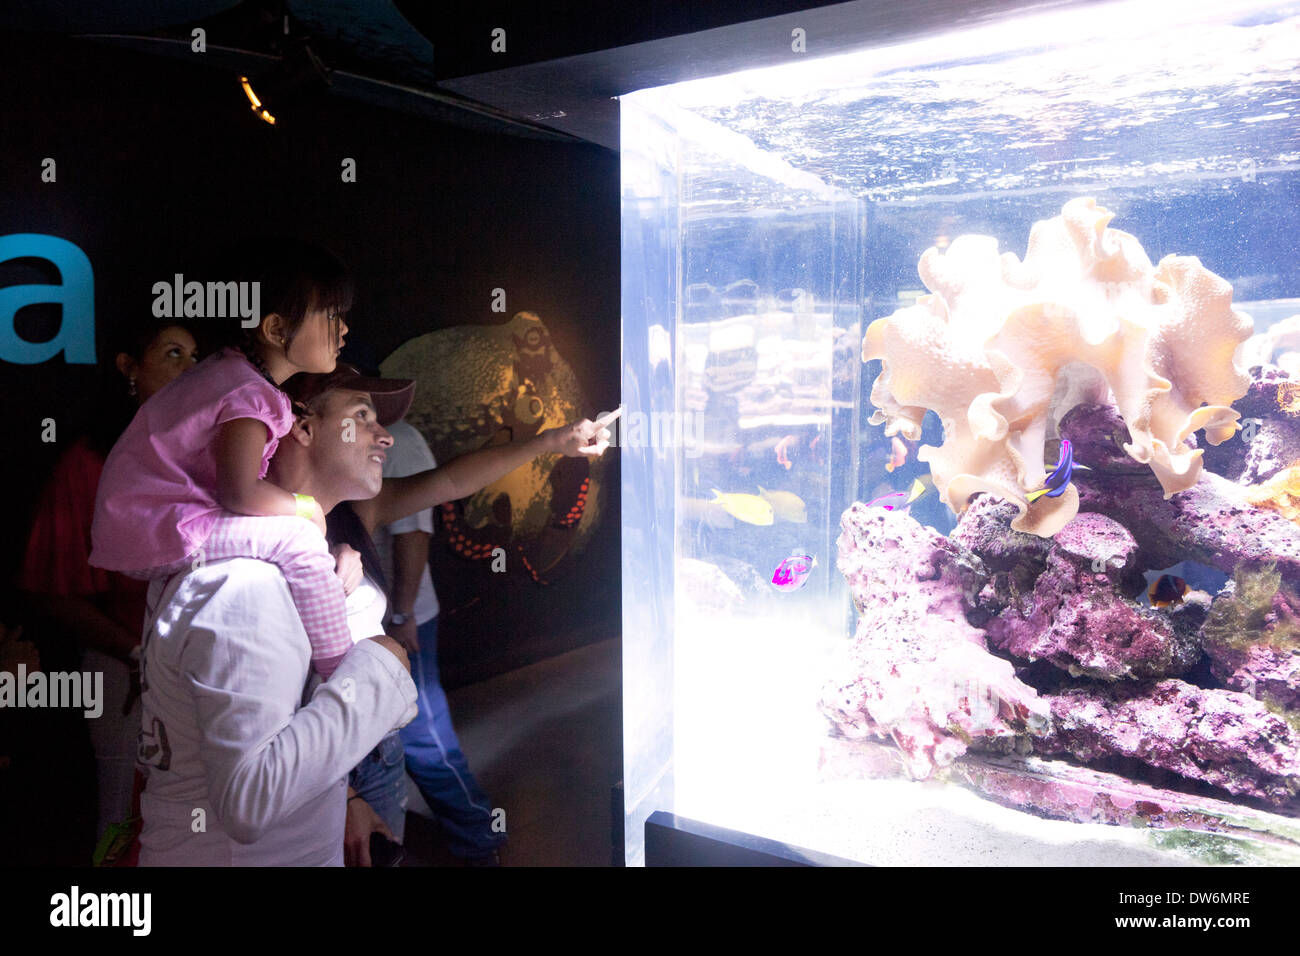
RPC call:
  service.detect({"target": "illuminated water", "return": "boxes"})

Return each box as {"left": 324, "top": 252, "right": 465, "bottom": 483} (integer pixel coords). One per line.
{"left": 621, "top": 0, "right": 1300, "bottom": 866}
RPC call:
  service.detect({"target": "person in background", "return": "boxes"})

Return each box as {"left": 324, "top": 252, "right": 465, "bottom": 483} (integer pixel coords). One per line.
{"left": 375, "top": 418, "right": 506, "bottom": 865}
{"left": 16, "top": 316, "right": 200, "bottom": 858}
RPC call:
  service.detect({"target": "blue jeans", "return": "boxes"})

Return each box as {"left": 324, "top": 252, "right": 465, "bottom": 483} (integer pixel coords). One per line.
{"left": 401, "top": 616, "right": 505, "bottom": 859}
{"left": 348, "top": 730, "right": 407, "bottom": 843}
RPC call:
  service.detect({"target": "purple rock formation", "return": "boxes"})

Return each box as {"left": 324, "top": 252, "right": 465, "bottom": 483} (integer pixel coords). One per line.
{"left": 821, "top": 504, "right": 1049, "bottom": 779}
{"left": 1034, "top": 679, "right": 1300, "bottom": 805}
{"left": 984, "top": 513, "right": 1200, "bottom": 680}
{"left": 1060, "top": 402, "right": 1300, "bottom": 587}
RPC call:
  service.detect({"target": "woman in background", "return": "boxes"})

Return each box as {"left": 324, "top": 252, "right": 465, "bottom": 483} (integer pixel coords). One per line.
{"left": 17, "top": 316, "right": 199, "bottom": 860}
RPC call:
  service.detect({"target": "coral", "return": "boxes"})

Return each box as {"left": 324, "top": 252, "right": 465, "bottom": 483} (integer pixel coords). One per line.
{"left": 1060, "top": 402, "right": 1300, "bottom": 589}
{"left": 1200, "top": 365, "right": 1300, "bottom": 485}
{"left": 677, "top": 558, "right": 743, "bottom": 615}
{"left": 1203, "top": 565, "right": 1300, "bottom": 652}
{"left": 820, "top": 504, "right": 1049, "bottom": 779}
{"left": 980, "top": 511, "right": 1202, "bottom": 680}
{"left": 1202, "top": 566, "right": 1300, "bottom": 712}
{"left": 1034, "top": 679, "right": 1300, "bottom": 806}
{"left": 1243, "top": 464, "right": 1300, "bottom": 523}
{"left": 863, "top": 197, "right": 1253, "bottom": 537}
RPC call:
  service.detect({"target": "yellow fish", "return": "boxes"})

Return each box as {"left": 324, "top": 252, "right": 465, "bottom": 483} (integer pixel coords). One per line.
{"left": 757, "top": 486, "right": 808, "bottom": 523}
{"left": 710, "top": 490, "right": 775, "bottom": 526}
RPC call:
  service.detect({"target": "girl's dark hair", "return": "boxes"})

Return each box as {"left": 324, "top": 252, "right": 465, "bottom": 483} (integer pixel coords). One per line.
{"left": 86, "top": 314, "right": 198, "bottom": 455}
{"left": 213, "top": 237, "right": 354, "bottom": 360}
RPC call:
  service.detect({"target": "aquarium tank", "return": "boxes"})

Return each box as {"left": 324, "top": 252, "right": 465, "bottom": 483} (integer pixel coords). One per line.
{"left": 620, "top": 0, "right": 1300, "bottom": 866}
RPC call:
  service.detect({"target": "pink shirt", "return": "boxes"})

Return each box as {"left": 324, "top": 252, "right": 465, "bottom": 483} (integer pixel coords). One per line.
{"left": 90, "top": 349, "right": 296, "bottom": 572}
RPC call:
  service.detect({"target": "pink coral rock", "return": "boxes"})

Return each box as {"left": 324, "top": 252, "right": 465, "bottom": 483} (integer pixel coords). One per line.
{"left": 1035, "top": 679, "right": 1300, "bottom": 805}
{"left": 984, "top": 512, "right": 1202, "bottom": 680}
{"left": 820, "top": 503, "right": 1049, "bottom": 779}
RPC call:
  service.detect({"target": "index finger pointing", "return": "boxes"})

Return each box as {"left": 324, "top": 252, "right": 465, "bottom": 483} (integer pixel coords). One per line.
{"left": 595, "top": 408, "right": 623, "bottom": 429}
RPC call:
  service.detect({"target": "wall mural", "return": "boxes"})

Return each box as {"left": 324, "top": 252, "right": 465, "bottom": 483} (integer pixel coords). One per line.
{"left": 380, "top": 311, "right": 607, "bottom": 584}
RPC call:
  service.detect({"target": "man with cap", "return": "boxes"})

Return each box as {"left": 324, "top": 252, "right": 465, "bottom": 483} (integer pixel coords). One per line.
{"left": 135, "top": 363, "right": 612, "bottom": 865}
{"left": 284, "top": 365, "right": 614, "bottom": 865}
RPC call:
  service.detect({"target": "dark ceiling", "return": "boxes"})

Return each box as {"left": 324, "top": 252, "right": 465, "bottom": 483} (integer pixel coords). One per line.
{"left": 1, "top": 0, "right": 1090, "bottom": 148}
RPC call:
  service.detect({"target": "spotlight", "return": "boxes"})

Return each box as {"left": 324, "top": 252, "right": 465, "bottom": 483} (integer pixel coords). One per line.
{"left": 236, "top": 21, "right": 331, "bottom": 128}
{"left": 239, "top": 75, "right": 276, "bottom": 125}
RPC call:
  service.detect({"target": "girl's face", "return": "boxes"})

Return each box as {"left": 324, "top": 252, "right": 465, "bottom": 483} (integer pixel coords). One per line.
{"left": 125, "top": 326, "right": 199, "bottom": 403}
{"left": 285, "top": 307, "right": 348, "bottom": 374}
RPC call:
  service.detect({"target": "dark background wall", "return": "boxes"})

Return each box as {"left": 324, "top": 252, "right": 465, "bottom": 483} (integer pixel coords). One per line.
{"left": 0, "top": 31, "right": 620, "bottom": 687}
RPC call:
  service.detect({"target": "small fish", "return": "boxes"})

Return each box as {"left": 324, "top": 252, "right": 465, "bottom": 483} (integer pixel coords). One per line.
{"left": 885, "top": 435, "right": 908, "bottom": 473}
{"left": 710, "top": 489, "right": 775, "bottom": 526}
{"left": 1148, "top": 574, "right": 1188, "bottom": 609}
{"left": 757, "top": 486, "right": 808, "bottom": 523}
{"left": 1026, "top": 439, "right": 1075, "bottom": 503}
{"left": 774, "top": 434, "right": 797, "bottom": 470}
{"left": 866, "top": 478, "right": 927, "bottom": 511}
{"left": 772, "top": 552, "right": 817, "bottom": 591}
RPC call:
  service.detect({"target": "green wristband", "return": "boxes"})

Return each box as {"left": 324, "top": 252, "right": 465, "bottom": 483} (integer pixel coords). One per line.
{"left": 294, "top": 493, "right": 317, "bottom": 520}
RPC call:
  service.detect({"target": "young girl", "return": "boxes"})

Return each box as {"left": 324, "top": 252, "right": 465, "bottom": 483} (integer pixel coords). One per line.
{"left": 90, "top": 240, "right": 357, "bottom": 678}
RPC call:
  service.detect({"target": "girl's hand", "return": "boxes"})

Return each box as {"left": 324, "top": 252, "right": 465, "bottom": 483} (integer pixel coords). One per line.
{"left": 330, "top": 543, "right": 363, "bottom": 595}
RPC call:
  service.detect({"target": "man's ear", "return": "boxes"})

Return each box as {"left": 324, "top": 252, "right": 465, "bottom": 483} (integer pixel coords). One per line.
{"left": 287, "top": 411, "right": 315, "bottom": 447}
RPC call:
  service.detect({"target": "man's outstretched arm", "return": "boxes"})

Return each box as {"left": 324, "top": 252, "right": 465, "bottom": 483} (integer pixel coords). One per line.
{"left": 354, "top": 413, "right": 618, "bottom": 533}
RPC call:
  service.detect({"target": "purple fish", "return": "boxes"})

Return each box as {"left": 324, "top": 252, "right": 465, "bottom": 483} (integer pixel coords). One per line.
{"left": 772, "top": 552, "right": 817, "bottom": 591}
{"left": 866, "top": 491, "right": 908, "bottom": 510}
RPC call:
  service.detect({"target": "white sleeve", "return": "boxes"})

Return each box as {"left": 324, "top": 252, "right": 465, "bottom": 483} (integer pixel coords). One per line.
{"left": 178, "top": 561, "right": 417, "bottom": 844}
{"left": 382, "top": 421, "right": 437, "bottom": 536}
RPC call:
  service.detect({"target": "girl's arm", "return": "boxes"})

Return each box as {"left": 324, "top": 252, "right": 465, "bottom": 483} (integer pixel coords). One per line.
{"left": 215, "top": 418, "right": 325, "bottom": 531}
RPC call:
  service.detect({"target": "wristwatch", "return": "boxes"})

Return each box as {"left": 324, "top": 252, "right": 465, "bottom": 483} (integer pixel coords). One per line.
{"left": 390, "top": 612, "right": 411, "bottom": 626}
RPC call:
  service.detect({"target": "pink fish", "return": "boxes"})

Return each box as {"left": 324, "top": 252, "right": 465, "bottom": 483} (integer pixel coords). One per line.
{"left": 774, "top": 434, "right": 796, "bottom": 470}
{"left": 867, "top": 478, "right": 928, "bottom": 512}
{"left": 885, "top": 435, "right": 908, "bottom": 473}
{"left": 771, "top": 552, "right": 817, "bottom": 591}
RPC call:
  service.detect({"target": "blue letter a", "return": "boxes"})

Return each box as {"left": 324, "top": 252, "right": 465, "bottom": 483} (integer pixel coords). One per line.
{"left": 0, "top": 234, "right": 95, "bottom": 365}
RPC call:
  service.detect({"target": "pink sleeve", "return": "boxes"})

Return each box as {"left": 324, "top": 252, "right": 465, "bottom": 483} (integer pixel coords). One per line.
{"left": 213, "top": 379, "right": 295, "bottom": 438}
{"left": 211, "top": 380, "right": 295, "bottom": 478}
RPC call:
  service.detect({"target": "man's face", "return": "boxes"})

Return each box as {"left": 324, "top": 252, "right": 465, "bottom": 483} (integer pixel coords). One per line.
{"left": 309, "top": 388, "right": 393, "bottom": 501}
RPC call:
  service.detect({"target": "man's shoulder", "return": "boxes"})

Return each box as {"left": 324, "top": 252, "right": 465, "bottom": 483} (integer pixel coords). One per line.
{"left": 155, "top": 557, "right": 298, "bottom": 620}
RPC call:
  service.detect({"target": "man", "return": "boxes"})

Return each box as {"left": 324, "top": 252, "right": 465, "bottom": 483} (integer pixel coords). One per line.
{"left": 136, "top": 364, "right": 612, "bottom": 864}
{"left": 283, "top": 367, "right": 615, "bottom": 866}
{"left": 134, "top": 371, "right": 419, "bottom": 866}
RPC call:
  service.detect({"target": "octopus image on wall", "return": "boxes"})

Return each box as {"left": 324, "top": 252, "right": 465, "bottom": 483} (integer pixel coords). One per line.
{"left": 380, "top": 311, "right": 606, "bottom": 583}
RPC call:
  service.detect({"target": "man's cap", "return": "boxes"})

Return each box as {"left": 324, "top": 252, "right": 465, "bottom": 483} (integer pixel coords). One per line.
{"left": 283, "top": 363, "right": 415, "bottom": 427}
